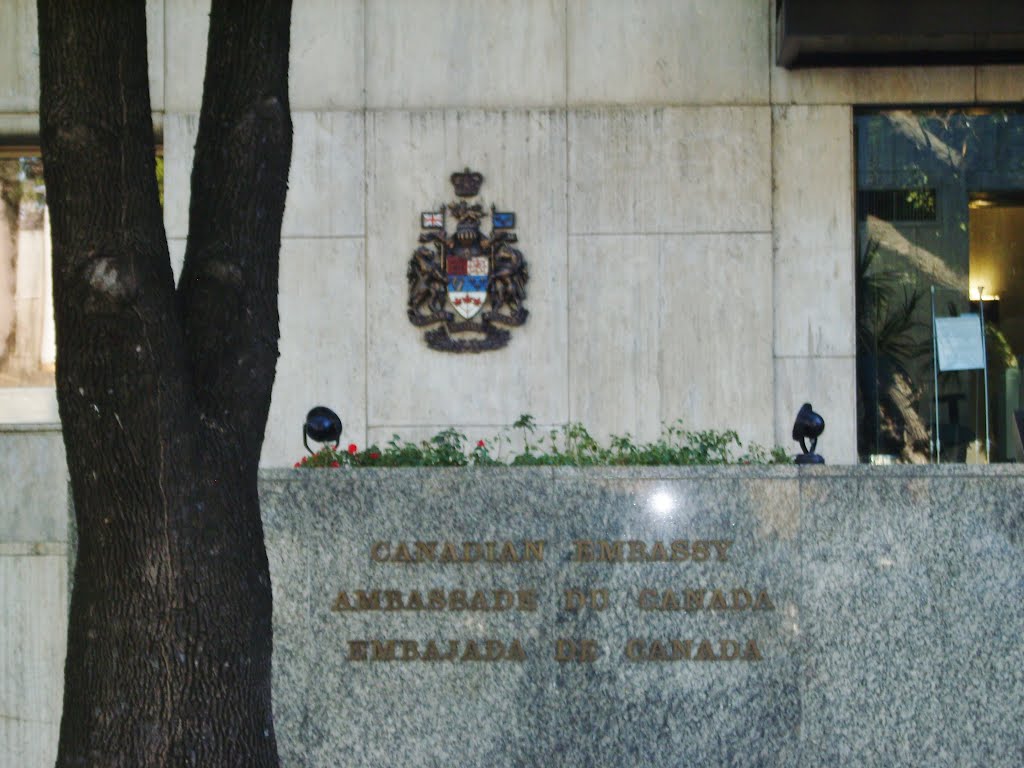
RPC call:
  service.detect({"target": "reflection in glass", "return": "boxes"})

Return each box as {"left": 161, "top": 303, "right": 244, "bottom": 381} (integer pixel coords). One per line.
{"left": 0, "top": 152, "right": 162, "bottom": 401}
{"left": 856, "top": 109, "right": 1024, "bottom": 463}
{"left": 0, "top": 156, "right": 54, "bottom": 388}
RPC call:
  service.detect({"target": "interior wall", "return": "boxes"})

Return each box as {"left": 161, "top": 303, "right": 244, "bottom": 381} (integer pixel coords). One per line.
{"left": 970, "top": 204, "right": 1024, "bottom": 357}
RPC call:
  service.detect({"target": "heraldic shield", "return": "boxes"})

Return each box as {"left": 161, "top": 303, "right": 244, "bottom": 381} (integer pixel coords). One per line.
{"left": 407, "top": 168, "right": 528, "bottom": 352}
{"left": 447, "top": 252, "right": 488, "bottom": 320}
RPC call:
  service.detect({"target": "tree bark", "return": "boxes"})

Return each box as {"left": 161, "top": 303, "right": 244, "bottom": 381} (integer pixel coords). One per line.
{"left": 38, "top": 1, "right": 292, "bottom": 765}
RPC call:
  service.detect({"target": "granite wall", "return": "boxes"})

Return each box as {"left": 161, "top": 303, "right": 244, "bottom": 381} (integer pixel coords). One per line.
{"left": 261, "top": 464, "right": 1024, "bottom": 767}
{"left": 2, "top": 463, "right": 1022, "bottom": 766}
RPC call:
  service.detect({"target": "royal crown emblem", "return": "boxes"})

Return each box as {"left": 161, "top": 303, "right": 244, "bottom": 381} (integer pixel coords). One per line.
{"left": 407, "top": 168, "right": 528, "bottom": 352}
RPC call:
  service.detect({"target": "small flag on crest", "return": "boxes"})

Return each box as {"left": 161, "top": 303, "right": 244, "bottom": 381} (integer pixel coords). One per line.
{"left": 492, "top": 211, "right": 515, "bottom": 229}
{"left": 421, "top": 210, "right": 444, "bottom": 229}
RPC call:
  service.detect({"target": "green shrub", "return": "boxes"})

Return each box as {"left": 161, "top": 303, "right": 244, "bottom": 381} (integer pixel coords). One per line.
{"left": 294, "top": 416, "right": 788, "bottom": 469}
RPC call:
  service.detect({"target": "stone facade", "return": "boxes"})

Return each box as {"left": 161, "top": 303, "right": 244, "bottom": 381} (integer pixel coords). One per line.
{"left": 4, "top": 0, "right": 1021, "bottom": 466}
{"left": 5, "top": 2, "right": 1024, "bottom": 765}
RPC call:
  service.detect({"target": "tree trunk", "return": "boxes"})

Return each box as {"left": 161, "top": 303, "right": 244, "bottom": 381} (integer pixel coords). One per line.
{"left": 38, "top": 1, "right": 292, "bottom": 765}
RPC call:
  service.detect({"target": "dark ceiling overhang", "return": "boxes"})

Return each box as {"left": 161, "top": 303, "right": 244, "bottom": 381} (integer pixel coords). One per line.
{"left": 777, "top": 0, "right": 1024, "bottom": 68}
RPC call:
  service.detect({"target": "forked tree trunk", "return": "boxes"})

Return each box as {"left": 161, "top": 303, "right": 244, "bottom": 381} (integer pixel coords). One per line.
{"left": 38, "top": 2, "right": 292, "bottom": 765}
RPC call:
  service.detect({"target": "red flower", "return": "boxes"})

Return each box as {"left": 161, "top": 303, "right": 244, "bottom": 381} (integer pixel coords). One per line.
{"left": 300, "top": 456, "right": 308, "bottom": 464}
{"left": 370, "top": 452, "right": 381, "bottom": 460}
{"left": 330, "top": 460, "right": 340, "bottom": 468}
{"left": 347, "top": 443, "right": 358, "bottom": 455}
{"left": 477, "top": 440, "right": 486, "bottom": 448}
{"left": 293, "top": 462, "right": 301, "bottom": 468}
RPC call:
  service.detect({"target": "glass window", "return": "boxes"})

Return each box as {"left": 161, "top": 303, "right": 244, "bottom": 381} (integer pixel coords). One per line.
{"left": 856, "top": 109, "right": 1024, "bottom": 463}
{"left": 0, "top": 153, "right": 56, "bottom": 421}
{"left": 0, "top": 150, "right": 163, "bottom": 423}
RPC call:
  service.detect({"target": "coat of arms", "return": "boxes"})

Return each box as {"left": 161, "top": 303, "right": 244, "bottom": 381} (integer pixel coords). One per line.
{"left": 407, "top": 169, "right": 528, "bottom": 352}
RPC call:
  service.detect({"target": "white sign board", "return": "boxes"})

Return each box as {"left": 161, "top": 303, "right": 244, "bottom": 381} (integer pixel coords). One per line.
{"left": 935, "top": 315, "right": 985, "bottom": 372}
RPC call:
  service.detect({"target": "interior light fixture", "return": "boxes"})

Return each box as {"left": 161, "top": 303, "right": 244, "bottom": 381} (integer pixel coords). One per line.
{"left": 970, "top": 286, "right": 1000, "bottom": 302}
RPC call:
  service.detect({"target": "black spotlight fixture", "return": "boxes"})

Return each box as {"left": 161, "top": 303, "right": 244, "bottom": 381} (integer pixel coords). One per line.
{"left": 304, "top": 406, "right": 342, "bottom": 455}
{"left": 792, "top": 403, "right": 825, "bottom": 465}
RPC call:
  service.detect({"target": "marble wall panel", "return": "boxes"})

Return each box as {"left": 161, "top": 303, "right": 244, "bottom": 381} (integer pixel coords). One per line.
{"left": 168, "top": 238, "right": 185, "bottom": 284}
{"left": 771, "top": 106, "right": 852, "bottom": 245}
{"left": 0, "top": 0, "right": 162, "bottom": 112}
{"left": 262, "top": 238, "right": 366, "bottom": 467}
{"left": 568, "top": 0, "right": 769, "bottom": 106}
{"left": 977, "top": 65, "right": 1024, "bottom": 102}
{"left": 366, "top": 0, "right": 566, "bottom": 109}
{"left": 364, "top": 109, "right": 568, "bottom": 428}
{"left": 657, "top": 234, "right": 774, "bottom": 448}
{"left": 168, "top": 0, "right": 368, "bottom": 110}
{"left": 163, "top": 111, "right": 365, "bottom": 239}
{"left": 569, "top": 234, "right": 774, "bottom": 449}
{"left": 0, "top": 427, "right": 67, "bottom": 542}
{"left": 0, "top": 0, "right": 37, "bottom": 112}
{"left": 161, "top": 112, "right": 198, "bottom": 239}
{"left": 568, "top": 107, "right": 772, "bottom": 235}
{"left": 0, "top": 553, "right": 66, "bottom": 756}
{"left": 0, "top": 719, "right": 58, "bottom": 768}
{"left": 288, "top": 0, "right": 365, "bottom": 110}
{"left": 773, "top": 237, "right": 854, "bottom": 355}
{"left": 774, "top": 356, "right": 857, "bottom": 465}
{"left": 0, "top": 389, "right": 59, "bottom": 425}
{"left": 147, "top": 0, "right": 165, "bottom": 111}
{"left": 0, "top": 114, "right": 38, "bottom": 140}
{"left": 567, "top": 236, "right": 661, "bottom": 441}
{"left": 163, "top": 0, "right": 208, "bottom": 112}
{"left": 282, "top": 111, "right": 365, "bottom": 237}
{"left": 772, "top": 105, "right": 855, "bottom": 358}
{"left": 771, "top": 65, "right": 977, "bottom": 107}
